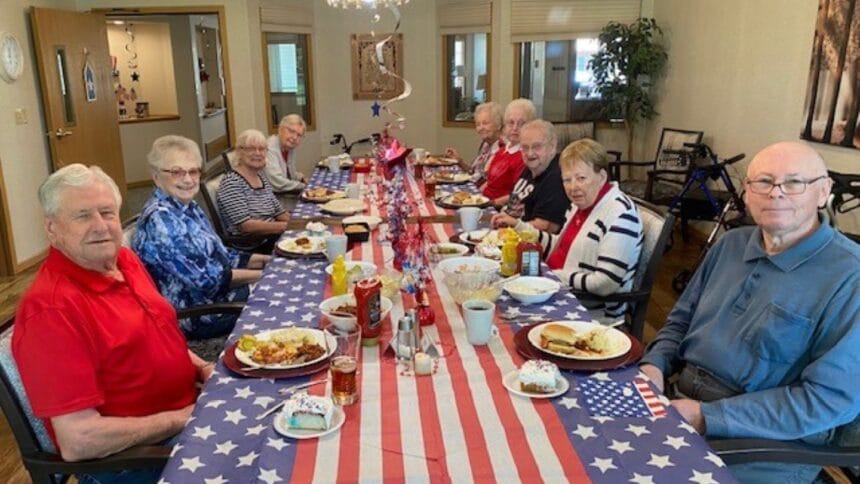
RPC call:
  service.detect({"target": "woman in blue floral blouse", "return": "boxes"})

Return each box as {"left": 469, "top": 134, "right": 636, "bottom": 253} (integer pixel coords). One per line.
{"left": 133, "top": 135, "right": 270, "bottom": 343}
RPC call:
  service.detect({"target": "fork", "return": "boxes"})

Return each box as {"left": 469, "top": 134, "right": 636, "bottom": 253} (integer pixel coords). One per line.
{"left": 498, "top": 312, "right": 546, "bottom": 321}
{"left": 256, "top": 379, "right": 330, "bottom": 420}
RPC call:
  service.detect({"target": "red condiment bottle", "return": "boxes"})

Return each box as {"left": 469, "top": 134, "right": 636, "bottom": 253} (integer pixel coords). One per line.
{"left": 516, "top": 232, "right": 542, "bottom": 276}
{"left": 415, "top": 285, "right": 435, "bottom": 327}
{"left": 354, "top": 277, "right": 383, "bottom": 346}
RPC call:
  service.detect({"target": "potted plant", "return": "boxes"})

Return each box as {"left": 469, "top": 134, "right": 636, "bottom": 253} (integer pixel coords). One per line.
{"left": 589, "top": 18, "right": 668, "bottom": 158}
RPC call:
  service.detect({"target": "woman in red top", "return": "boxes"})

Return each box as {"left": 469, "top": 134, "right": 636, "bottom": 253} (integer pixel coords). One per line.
{"left": 481, "top": 98, "right": 536, "bottom": 206}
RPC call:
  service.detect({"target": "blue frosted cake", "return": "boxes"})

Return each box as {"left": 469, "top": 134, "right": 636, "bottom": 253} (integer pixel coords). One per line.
{"left": 282, "top": 393, "right": 334, "bottom": 430}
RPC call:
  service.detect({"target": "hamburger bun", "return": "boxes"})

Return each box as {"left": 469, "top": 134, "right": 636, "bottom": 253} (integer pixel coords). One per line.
{"left": 539, "top": 324, "right": 578, "bottom": 354}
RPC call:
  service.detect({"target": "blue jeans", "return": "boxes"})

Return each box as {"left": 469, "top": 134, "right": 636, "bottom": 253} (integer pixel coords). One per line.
{"left": 77, "top": 468, "right": 162, "bottom": 484}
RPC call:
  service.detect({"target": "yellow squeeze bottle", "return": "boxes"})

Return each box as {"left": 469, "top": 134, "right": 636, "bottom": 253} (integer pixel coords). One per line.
{"left": 500, "top": 228, "right": 520, "bottom": 277}
{"left": 331, "top": 255, "right": 348, "bottom": 296}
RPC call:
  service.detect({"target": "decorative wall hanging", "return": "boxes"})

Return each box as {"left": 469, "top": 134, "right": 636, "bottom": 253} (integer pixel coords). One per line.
{"left": 83, "top": 60, "right": 97, "bottom": 102}
{"left": 801, "top": 0, "right": 860, "bottom": 150}
{"left": 350, "top": 32, "right": 404, "bottom": 100}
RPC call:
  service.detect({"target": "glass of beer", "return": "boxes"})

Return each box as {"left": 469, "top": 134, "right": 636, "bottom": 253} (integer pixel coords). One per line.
{"left": 424, "top": 174, "right": 437, "bottom": 198}
{"left": 326, "top": 325, "right": 361, "bottom": 405}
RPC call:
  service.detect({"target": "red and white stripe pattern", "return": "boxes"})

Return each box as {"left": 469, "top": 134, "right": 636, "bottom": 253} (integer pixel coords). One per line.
{"left": 635, "top": 378, "right": 667, "bottom": 417}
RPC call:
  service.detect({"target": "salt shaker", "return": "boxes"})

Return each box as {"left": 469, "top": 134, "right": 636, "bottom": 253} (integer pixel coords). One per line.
{"left": 396, "top": 313, "right": 419, "bottom": 362}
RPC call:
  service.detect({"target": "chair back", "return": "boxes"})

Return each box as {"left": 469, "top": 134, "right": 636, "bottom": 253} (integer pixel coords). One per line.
{"left": 554, "top": 121, "right": 595, "bottom": 149}
{"left": 653, "top": 128, "right": 704, "bottom": 182}
{"left": 199, "top": 169, "right": 228, "bottom": 241}
{"left": 628, "top": 198, "right": 675, "bottom": 339}
{"left": 121, "top": 214, "right": 139, "bottom": 248}
{"left": 220, "top": 149, "right": 237, "bottom": 172}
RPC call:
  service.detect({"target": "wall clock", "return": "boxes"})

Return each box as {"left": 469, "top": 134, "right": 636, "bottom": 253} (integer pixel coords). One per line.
{"left": 0, "top": 31, "right": 25, "bottom": 83}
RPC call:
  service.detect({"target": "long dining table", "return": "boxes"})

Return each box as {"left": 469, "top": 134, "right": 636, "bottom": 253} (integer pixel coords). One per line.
{"left": 159, "top": 161, "right": 735, "bottom": 483}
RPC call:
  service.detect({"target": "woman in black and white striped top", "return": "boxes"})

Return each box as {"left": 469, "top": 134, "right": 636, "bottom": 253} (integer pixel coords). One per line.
{"left": 495, "top": 139, "right": 643, "bottom": 325}
{"left": 217, "top": 129, "right": 290, "bottom": 252}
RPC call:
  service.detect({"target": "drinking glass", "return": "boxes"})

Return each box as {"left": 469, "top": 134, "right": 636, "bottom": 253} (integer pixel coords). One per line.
{"left": 326, "top": 325, "right": 361, "bottom": 405}
{"left": 424, "top": 174, "right": 437, "bottom": 198}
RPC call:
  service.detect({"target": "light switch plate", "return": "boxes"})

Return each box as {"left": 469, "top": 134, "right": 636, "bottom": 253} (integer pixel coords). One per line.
{"left": 14, "top": 108, "right": 27, "bottom": 125}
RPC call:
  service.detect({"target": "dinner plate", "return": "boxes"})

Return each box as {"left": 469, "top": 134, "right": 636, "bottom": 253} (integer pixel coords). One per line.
{"left": 302, "top": 189, "right": 346, "bottom": 203}
{"left": 317, "top": 159, "right": 354, "bottom": 169}
{"left": 273, "top": 406, "right": 346, "bottom": 440}
{"left": 418, "top": 156, "right": 459, "bottom": 167}
{"left": 527, "top": 321, "right": 632, "bottom": 361}
{"left": 435, "top": 193, "right": 491, "bottom": 209}
{"left": 234, "top": 328, "right": 336, "bottom": 370}
{"left": 435, "top": 172, "right": 472, "bottom": 184}
{"left": 277, "top": 236, "right": 326, "bottom": 255}
{"left": 502, "top": 370, "right": 569, "bottom": 399}
{"left": 320, "top": 199, "right": 366, "bottom": 215}
{"left": 513, "top": 322, "right": 643, "bottom": 372}
{"left": 222, "top": 342, "right": 330, "bottom": 379}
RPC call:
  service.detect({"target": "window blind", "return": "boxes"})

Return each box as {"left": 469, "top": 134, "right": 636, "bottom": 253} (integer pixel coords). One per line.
{"left": 438, "top": 0, "right": 492, "bottom": 35}
{"left": 260, "top": 3, "right": 314, "bottom": 34}
{"left": 510, "top": 0, "right": 641, "bottom": 42}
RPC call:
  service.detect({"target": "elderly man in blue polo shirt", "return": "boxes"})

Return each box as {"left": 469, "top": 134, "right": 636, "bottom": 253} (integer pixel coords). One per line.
{"left": 640, "top": 141, "right": 860, "bottom": 483}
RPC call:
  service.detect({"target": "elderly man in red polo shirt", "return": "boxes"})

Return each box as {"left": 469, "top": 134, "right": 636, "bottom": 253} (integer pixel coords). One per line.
{"left": 12, "top": 164, "right": 211, "bottom": 476}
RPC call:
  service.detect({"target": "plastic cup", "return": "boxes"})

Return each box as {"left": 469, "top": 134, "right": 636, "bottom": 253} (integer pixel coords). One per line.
{"left": 413, "top": 148, "right": 427, "bottom": 163}
{"left": 345, "top": 183, "right": 360, "bottom": 199}
{"left": 327, "top": 156, "right": 340, "bottom": 171}
{"left": 462, "top": 299, "right": 499, "bottom": 345}
{"left": 458, "top": 207, "right": 481, "bottom": 232}
{"left": 326, "top": 325, "right": 361, "bottom": 405}
{"left": 325, "top": 234, "right": 348, "bottom": 262}
{"left": 424, "top": 176, "right": 437, "bottom": 198}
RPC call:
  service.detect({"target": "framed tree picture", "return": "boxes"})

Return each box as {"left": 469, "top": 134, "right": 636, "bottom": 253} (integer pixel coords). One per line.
{"left": 350, "top": 33, "right": 404, "bottom": 100}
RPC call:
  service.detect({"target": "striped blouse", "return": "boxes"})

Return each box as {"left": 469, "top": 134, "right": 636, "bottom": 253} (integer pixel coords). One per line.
{"left": 216, "top": 170, "right": 286, "bottom": 236}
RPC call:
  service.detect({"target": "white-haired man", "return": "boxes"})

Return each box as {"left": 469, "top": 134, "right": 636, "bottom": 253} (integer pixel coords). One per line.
{"left": 13, "top": 164, "right": 211, "bottom": 480}
{"left": 265, "top": 114, "right": 307, "bottom": 208}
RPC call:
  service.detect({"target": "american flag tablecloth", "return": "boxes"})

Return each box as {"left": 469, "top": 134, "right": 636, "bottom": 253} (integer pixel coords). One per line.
{"left": 159, "top": 225, "right": 735, "bottom": 483}
{"left": 290, "top": 162, "right": 489, "bottom": 221}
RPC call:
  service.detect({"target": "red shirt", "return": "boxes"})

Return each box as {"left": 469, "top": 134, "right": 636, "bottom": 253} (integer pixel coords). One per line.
{"left": 546, "top": 181, "right": 613, "bottom": 269}
{"left": 482, "top": 145, "right": 525, "bottom": 200}
{"left": 12, "top": 247, "right": 197, "bottom": 443}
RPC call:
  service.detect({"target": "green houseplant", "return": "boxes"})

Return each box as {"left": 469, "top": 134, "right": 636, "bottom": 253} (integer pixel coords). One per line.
{"left": 589, "top": 18, "right": 668, "bottom": 158}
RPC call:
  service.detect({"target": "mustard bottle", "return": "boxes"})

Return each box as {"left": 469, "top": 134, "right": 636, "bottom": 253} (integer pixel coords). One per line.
{"left": 500, "top": 228, "right": 520, "bottom": 277}
{"left": 331, "top": 255, "right": 348, "bottom": 296}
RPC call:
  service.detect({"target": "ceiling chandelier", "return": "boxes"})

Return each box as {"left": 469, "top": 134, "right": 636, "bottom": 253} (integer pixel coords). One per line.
{"left": 326, "top": 0, "right": 409, "bottom": 8}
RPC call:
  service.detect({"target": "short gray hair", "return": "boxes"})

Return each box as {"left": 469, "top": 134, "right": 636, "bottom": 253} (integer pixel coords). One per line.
{"left": 278, "top": 114, "right": 306, "bottom": 130}
{"left": 236, "top": 129, "right": 268, "bottom": 149}
{"left": 522, "top": 119, "right": 558, "bottom": 153}
{"left": 474, "top": 102, "right": 503, "bottom": 129}
{"left": 39, "top": 164, "right": 122, "bottom": 217}
{"left": 147, "top": 135, "right": 202, "bottom": 174}
{"left": 505, "top": 98, "right": 537, "bottom": 122}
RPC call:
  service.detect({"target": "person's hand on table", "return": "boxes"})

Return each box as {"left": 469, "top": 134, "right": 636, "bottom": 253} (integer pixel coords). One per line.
{"left": 640, "top": 363, "right": 665, "bottom": 393}
{"left": 672, "top": 399, "right": 706, "bottom": 434}
{"left": 491, "top": 212, "right": 518, "bottom": 229}
{"left": 248, "top": 253, "right": 271, "bottom": 269}
{"left": 444, "top": 147, "right": 462, "bottom": 161}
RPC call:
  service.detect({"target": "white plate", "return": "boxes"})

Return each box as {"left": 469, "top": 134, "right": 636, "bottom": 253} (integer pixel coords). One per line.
{"left": 234, "top": 328, "right": 335, "bottom": 370}
{"left": 321, "top": 199, "right": 366, "bottom": 215}
{"left": 324, "top": 261, "right": 377, "bottom": 280}
{"left": 462, "top": 229, "right": 502, "bottom": 247}
{"left": 274, "top": 405, "right": 346, "bottom": 440}
{"left": 527, "top": 321, "right": 632, "bottom": 361}
{"left": 317, "top": 159, "right": 354, "bottom": 168}
{"left": 420, "top": 156, "right": 459, "bottom": 166}
{"left": 303, "top": 189, "right": 346, "bottom": 202}
{"left": 277, "top": 236, "right": 326, "bottom": 255}
{"left": 436, "top": 173, "right": 472, "bottom": 184}
{"left": 441, "top": 193, "right": 489, "bottom": 207}
{"left": 502, "top": 370, "right": 569, "bottom": 399}
{"left": 342, "top": 215, "right": 382, "bottom": 230}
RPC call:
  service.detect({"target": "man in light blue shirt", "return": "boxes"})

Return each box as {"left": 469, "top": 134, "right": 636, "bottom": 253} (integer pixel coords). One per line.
{"left": 640, "top": 141, "right": 860, "bottom": 483}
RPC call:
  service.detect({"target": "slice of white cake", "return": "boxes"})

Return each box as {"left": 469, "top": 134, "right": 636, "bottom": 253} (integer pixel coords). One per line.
{"left": 282, "top": 393, "right": 334, "bottom": 430}
{"left": 519, "top": 360, "right": 560, "bottom": 394}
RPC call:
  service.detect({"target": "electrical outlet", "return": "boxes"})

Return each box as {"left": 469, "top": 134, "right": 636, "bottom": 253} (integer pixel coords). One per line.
{"left": 14, "top": 108, "right": 27, "bottom": 125}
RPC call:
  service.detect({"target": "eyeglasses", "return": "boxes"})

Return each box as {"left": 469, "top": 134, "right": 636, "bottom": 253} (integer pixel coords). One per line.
{"left": 745, "top": 175, "right": 827, "bottom": 195}
{"left": 282, "top": 125, "right": 305, "bottom": 139}
{"left": 505, "top": 119, "right": 526, "bottom": 129}
{"left": 521, "top": 142, "right": 546, "bottom": 154}
{"left": 239, "top": 145, "right": 267, "bottom": 152}
{"left": 160, "top": 168, "right": 202, "bottom": 179}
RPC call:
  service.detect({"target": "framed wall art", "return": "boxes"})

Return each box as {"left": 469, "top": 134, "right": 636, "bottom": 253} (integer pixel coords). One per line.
{"left": 350, "top": 33, "right": 404, "bottom": 100}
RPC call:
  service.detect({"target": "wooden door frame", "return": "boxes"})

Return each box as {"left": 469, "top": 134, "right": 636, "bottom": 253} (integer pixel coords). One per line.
{"left": 0, "top": 157, "right": 14, "bottom": 276}
{"left": 93, "top": 5, "right": 237, "bottom": 147}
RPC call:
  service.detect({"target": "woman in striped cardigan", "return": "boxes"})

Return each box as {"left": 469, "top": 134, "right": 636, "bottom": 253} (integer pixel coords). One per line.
{"left": 495, "top": 139, "right": 643, "bottom": 325}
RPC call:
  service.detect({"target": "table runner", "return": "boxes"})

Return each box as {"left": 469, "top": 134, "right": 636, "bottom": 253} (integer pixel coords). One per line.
{"left": 159, "top": 225, "right": 736, "bottom": 483}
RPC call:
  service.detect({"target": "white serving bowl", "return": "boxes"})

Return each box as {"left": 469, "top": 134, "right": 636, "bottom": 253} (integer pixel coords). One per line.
{"left": 504, "top": 276, "right": 562, "bottom": 305}
{"left": 342, "top": 215, "right": 382, "bottom": 231}
{"left": 436, "top": 256, "right": 502, "bottom": 304}
{"left": 430, "top": 242, "right": 469, "bottom": 260}
{"left": 324, "top": 261, "right": 377, "bottom": 283}
{"left": 318, "top": 294, "right": 393, "bottom": 331}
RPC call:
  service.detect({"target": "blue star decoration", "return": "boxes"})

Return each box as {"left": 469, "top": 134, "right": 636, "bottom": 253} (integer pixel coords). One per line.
{"left": 371, "top": 101, "right": 381, "bottom": 117}
{"left": 131, "top": 71, "right": 140, "bottom": 82}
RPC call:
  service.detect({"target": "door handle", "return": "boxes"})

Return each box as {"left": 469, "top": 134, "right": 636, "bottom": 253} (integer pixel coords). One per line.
{"left": 48, "top": 128, "right": 74, "bottom": 138}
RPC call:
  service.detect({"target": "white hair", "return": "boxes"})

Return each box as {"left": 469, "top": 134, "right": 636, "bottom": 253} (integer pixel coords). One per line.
{"left": 474, "top": 101, "right": 503, "bottom": 129}
{"left": 522, "top": 119, "right": 557, "bottom": 150}
{"left": 147, "top": 135, "right": 202, "bottom": 174}
{"left": 505, "top": 98, "right": 537, "bottom": 121}
{"left": 39, "top": 164, "right": 122, "bottom": 217}
{"left": 278, "top": 114, "right": 306, "bottom": 130}
{"left": 236, "top": 129, "right": 268, "bottom": 149}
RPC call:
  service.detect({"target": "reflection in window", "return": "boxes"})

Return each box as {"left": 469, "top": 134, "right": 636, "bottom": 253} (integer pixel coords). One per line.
{"left": 444, "top": 33, "right": 489, "bottom": 124}
{"left": 517, "top": 38, "right": 606, "bottom": 122}
{"left": 264, "top": 32, "right": 313, "bottom": 131}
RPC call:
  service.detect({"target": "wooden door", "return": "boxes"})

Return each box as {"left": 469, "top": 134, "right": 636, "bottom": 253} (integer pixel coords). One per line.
{"left": 30, "top": 8, "right": 126, "bottom": 199}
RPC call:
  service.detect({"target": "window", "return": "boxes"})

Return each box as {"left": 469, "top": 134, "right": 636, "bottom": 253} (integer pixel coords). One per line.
{"left": 516, "top": 38, "right": 607, "bottom": 123}
{"left": 444, "top": 33, "right": 490, "bottom": 125}
{"left": 263, "top": 32, "right": 314, "bottom": 132}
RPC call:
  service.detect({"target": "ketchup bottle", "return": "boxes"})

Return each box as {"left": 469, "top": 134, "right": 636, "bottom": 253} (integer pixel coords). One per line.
{"left": 415, "top": 284, "right": 435, "bottom": 326}
{"left": 354, "top": 277, "right": 382, "bottom": 346}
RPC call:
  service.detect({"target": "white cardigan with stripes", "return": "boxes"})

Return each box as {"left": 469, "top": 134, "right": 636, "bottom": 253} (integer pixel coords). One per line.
{"left": 518, "top": 183, "right": 643, "bottom": 324}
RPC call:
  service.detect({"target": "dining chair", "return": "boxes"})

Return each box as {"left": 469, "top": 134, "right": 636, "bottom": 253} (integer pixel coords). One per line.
{"left": 0, "top": 317, "right": 170, "bottom": 484}
{"left": 199, "top": 162, "right": 271, "bottom": 253}
{"left": 607, "top": 127, "right": 704, "bottom": 205}
{"left": 553, "top": 121, "right": 595, "bottom": 149}
{"left": 570, "top": 197, "right": 674, "bottom": 341}
{"left": 826, "top": 170, "right": 860, "bottom": 244}
{"left": 120, "top": 214, "right": 139, "bottom": 248}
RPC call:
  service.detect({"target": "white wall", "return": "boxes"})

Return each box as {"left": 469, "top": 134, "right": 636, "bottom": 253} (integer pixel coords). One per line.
{"left": 0, "top": 0, "right": 77, "bottom": 266}
{"left": 648, "top": 0, "right": 859, "bottom": 232}
{"left": 107, "top": 21, "right": 178, "bottom": 115}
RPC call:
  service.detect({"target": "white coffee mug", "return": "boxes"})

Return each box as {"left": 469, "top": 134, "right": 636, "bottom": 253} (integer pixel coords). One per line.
{"left": 462, "top": 299, "right": 499, "bottom": 345}
{"left": 345, "top": 183, "right": 360, "bottom": 199}
{"left": 327, "top": 155, "right": 340, "bottom": 171}
{"left": 413, "top": 148, "right": 427, "bottom": 163}
{"left": 325, "top": 234, "right": 348, "bottom": 262}
{"left": 457, "top": 207, "right": 482, "bottom": 232}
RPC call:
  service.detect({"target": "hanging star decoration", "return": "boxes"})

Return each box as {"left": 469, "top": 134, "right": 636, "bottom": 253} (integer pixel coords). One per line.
{"left": 130, "top": 71, "right": 140, "bottom": 82}
{"left": 371, "top": 101, "right": 381, "bottom": 117}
